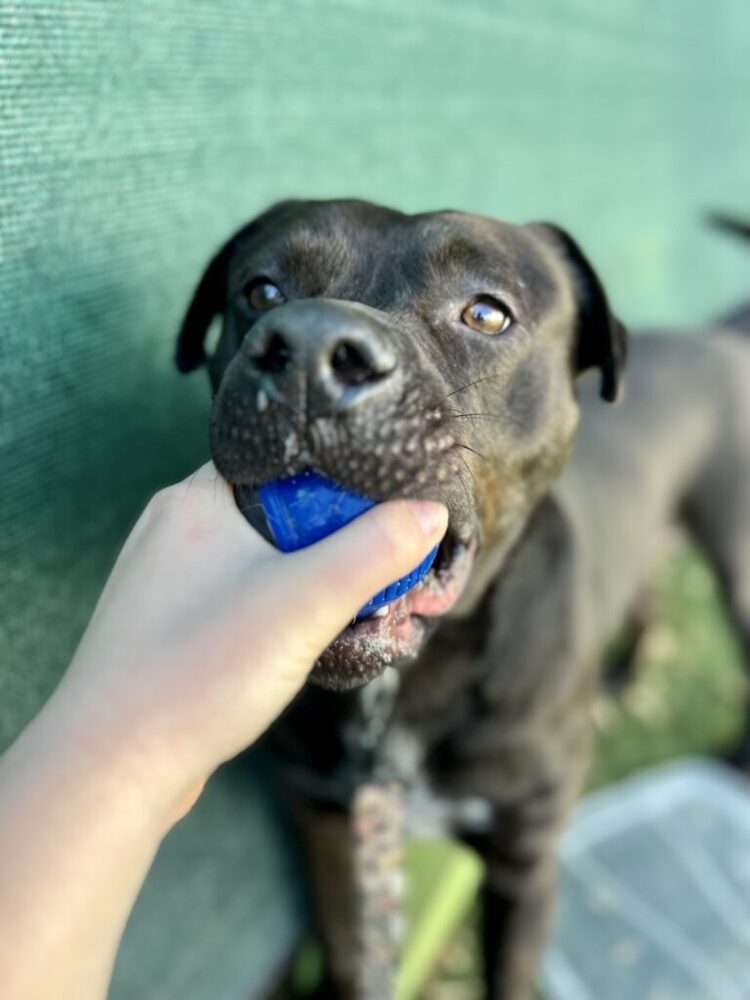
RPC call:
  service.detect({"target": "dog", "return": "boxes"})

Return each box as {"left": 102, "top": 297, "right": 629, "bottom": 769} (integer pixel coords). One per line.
{"left": 176, "top": 199, "right": 750, "bottom": 999}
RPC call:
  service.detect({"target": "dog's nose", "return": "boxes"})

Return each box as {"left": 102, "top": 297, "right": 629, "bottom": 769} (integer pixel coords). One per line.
{"left": 242, "top": 300, "right": 397, "bottom": 407}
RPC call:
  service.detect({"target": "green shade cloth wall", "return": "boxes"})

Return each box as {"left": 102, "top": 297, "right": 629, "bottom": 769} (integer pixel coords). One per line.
{"left": 2, "top": 2, "right": 750, "bottom": 997}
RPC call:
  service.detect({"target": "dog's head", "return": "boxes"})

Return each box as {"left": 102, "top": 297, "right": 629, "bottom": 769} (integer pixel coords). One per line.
{"left": 177, "top": 199, "right": 626, "bottom": 690}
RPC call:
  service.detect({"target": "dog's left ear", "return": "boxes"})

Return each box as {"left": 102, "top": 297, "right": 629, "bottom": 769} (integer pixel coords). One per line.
{"left": 532, "top": 224, "right": 627, "bottom": 402}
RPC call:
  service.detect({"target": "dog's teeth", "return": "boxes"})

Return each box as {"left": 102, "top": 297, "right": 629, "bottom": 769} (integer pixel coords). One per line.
{"left": 373, "top": 605, "right": 390, "bottom": 618}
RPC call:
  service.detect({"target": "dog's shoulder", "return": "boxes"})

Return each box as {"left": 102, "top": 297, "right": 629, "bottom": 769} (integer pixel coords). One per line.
{"left": 477, "top": 494, "right": 584, "bottom": 701}
{"left": 402, "top": 494, "right": 583, "bottom": 725}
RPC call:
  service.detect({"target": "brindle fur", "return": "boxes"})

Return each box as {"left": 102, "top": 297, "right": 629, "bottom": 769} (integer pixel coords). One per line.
{"left": 177, "top": 200, "right": 750, "bottom": 998}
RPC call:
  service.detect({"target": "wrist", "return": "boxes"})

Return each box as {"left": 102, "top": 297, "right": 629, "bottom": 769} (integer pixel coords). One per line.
{"left": 15, "top": 685, "right": 207, "bottom": 840}
{"left": 0, "top": 688, "right": 196, "bottom": 1000}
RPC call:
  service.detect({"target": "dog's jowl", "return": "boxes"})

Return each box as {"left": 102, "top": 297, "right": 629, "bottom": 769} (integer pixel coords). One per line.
{"left": 177, "top": 199, "right": 750, "bottom": 999}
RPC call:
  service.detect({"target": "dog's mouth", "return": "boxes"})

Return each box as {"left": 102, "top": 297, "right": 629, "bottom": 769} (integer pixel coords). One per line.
{"left": 313, "top": 526, "right": 476, "bottom": 690}
{"left": 348, "top": 526, "right": 472, "bottom": 624}
{"left": 235, "top": 482, "right": 476, "bottom": 690}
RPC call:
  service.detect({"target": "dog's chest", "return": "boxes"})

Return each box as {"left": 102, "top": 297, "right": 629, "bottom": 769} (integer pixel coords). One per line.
{"left": 378, "top": 716, "right": 495, "bottom": 837}
{"left": 376, "top": 627, "right": 496, "bottom": 836}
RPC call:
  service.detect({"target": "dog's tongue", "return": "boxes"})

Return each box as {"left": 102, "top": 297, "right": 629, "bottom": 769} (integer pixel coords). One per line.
{"left": 245, "top": 469, "right": 438, "bottom": 618}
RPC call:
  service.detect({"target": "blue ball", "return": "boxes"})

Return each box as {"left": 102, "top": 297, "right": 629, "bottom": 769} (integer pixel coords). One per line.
{"left": 258, "top": 469, "right": 438, "bottom": 618}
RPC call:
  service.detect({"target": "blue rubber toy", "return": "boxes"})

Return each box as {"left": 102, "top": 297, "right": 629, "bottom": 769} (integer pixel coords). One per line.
{"left": 257, "top": 469, "right": 438, "bottom": 618}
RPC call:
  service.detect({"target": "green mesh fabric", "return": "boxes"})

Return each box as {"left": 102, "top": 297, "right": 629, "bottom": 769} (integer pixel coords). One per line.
{"left": 2, "top": 2, "right": 750, "bottom": 997}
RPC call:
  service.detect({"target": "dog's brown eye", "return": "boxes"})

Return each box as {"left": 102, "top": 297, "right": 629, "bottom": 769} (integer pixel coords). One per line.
{"left": 244, "top": 278, "right": 285, "bottom": 311}
{"left": 461, "top": 296, "right": 512, "bottom": 335}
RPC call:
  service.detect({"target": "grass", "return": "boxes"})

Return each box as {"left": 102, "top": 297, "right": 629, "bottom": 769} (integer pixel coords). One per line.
{"left": 588, "top": 545, "right": 745, "bottom": 787}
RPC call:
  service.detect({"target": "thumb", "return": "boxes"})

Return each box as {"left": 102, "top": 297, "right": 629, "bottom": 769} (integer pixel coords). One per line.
{"left": 272, "top": 499, "right": 448, "bottom": 659}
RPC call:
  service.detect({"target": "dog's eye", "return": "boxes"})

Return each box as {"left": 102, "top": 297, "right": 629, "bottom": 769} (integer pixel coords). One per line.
{"left": 461, "top": 296, "right": 513, "bottom": 335}
{"left": 244, "top": 278, "right": 285, "bottom": 311}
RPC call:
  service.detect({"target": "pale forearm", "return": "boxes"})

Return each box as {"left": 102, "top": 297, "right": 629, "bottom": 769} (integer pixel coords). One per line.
{"left": 0, "top": 700, "right": 173, "bottom": 1000}
{"left": 0, "top": 466, "right": 445, "bottom": 999}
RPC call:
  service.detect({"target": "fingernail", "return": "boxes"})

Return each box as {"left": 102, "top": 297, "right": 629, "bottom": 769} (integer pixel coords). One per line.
{"left": 409, "top": 501, "right": 449, "bottom": 542}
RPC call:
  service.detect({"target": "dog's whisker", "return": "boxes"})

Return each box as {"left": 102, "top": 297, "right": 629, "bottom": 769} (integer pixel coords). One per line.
{"left": 453, "top": 455, "right": 474, "bottom": 508}
{"left": 446, "top": 410, "right": 504, "bottom": 423}
{"left": 454, "top": 442, "right": 489, "bottom": 463}
{"left": 457, "top": 452, "right": 479, "bottom": 493}
{"left": 443, "top": 372, "right": 505, "bottom": 399}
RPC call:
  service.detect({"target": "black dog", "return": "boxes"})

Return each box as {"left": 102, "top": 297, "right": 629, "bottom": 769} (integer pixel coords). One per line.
{"left": 177, "top": 199, "right": 750, "bottom": 999}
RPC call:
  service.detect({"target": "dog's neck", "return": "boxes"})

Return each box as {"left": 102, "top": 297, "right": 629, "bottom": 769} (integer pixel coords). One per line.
{"left": 449, "top": 497, "right": 544, "bottom": 620}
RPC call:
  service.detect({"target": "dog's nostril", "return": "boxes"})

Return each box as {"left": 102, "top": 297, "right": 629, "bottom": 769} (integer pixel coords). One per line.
{"left": 254, "top": 332, "right": 292, "bottom": 374}
{"left": 330, "top": 341, "right": 377, "bottom": 386}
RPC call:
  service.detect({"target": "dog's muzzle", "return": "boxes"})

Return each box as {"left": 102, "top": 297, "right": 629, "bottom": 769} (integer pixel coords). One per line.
{"left": 210, "top": 298, "right": 478, "bottom": 689}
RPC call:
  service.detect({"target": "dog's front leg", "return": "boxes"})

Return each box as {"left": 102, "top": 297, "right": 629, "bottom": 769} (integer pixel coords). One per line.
{"left": 462, "top": 749, "right": 589, "bottom": 1000}
{"left": 479, "top": 851, "right": 558, "bottom": 1000}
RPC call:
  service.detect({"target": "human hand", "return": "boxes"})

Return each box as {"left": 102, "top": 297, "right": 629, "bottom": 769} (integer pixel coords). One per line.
{"left": 0, "top": 464, "right": 446, "bottom": 999}
{"left": 44, "top": 462, "right": 447, "bottom": 824}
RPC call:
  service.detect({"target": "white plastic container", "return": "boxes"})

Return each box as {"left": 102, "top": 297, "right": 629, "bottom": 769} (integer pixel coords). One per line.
{"left": 540, "top": 758, "right": 750, "bottom": 1000}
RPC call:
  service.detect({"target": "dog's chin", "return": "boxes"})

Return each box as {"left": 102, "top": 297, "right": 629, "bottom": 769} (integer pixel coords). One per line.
{"left": 309, "top": 536, "right": 476, "bottom": 691}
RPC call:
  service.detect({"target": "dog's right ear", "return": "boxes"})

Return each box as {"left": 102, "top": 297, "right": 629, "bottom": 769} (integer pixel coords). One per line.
{"left": 175, "top": 238, "right": 236, "bottom": 373}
